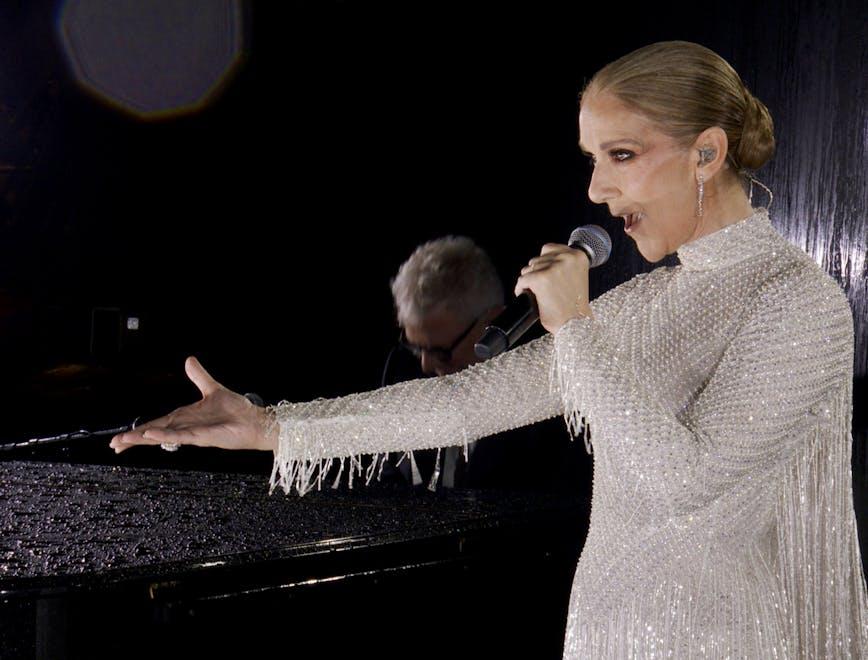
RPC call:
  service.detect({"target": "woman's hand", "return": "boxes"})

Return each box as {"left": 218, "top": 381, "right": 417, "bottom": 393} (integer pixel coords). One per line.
{"left": 110, "top": 357, "right": 277, "bottom": 454}
{"left": 514, "top": 243, "right": 593, "bottom": 333}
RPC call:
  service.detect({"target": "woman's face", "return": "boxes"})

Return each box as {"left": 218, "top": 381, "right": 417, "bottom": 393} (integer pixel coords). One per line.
{"left": 578, "top": 92, "right": 699, "bottom": 262}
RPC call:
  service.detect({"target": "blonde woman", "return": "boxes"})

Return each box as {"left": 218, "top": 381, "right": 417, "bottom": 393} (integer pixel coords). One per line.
{"left": 113, "top": 42, "right": 868, "bottom": 657}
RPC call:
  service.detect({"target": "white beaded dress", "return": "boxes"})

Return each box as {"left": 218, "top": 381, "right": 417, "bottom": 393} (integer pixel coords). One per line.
{"left": 269, "top": 209, "right": 868, "bottom": 658}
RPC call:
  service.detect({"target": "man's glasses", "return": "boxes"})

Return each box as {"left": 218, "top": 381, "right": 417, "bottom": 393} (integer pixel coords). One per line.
{"left": 399, "top": 316, "right": 480, "bottom": 364}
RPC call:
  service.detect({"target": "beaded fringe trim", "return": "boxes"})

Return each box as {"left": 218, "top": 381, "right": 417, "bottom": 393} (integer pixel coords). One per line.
{"left": 269, "top": 414, "right": 471, "bottom": 496}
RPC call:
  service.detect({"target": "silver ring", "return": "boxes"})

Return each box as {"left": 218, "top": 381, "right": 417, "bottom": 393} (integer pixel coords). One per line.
{"left": 160, "top": 442, "right": 180, "bottom": 452}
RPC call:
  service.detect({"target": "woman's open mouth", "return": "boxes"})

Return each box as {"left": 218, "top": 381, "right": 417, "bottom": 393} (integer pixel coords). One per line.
{"left": 623, "top": 212, "right": 643, "bottom": 234}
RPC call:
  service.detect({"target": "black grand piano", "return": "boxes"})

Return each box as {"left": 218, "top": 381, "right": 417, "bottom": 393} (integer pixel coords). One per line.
{"left": 0, "top": 459, "right": 588, "bottom": 659}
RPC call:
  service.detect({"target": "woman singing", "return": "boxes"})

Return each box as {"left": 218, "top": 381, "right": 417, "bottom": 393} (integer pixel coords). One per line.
{"left": 112, "top": 41, "right": 868, "bottom": 657}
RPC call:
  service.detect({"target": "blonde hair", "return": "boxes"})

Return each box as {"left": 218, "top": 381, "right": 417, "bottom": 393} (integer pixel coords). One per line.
{"left": 582, "top": 41, "right": 775, "bottom": 172}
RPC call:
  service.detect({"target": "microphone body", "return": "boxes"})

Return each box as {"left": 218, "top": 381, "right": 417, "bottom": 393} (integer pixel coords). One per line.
{"left": 474, "top": 225, "right": 612, "bottom": 360}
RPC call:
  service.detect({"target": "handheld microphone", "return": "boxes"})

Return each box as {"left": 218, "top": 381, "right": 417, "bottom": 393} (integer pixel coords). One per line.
{"left": 474, "top": 225, "right": 612, "bottom": 359}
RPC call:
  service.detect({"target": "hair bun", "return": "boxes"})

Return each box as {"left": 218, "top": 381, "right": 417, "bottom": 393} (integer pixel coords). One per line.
{"left": 736, "top": 91, "right": 775, "bottom": 170}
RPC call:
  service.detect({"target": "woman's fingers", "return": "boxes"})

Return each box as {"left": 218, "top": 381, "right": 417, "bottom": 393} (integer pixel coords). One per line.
{"left": 111, "top": 420, "right": 212, "bottom": 452}
{"left": 521, "top": 258, "right": 557, "bottom": 275}
{"left": 512, "top": 242, "right": 593, "bottom": 332}
{"left": 522, "top": 258, "right": 553, "bottom": 274}
{"left": 109, "top": 403, "right": 198, "bottom": 451}
{"left": 108, "top": 359, "right": 270, "bottom": 454}
{"left": 185, "top": 356, "right": 220, "bottom": 397}
{"left": 110, "top": 412, "right": 174, "bottom": 447}
{"left": 111, "top": 356, "right": 218, "bottom": 450}
{"left": 521, "top": 245, "right": 574, "bottom": 274}
{"left": 513, "top": 272, "right": 537, "bottom": 297}
{"left": 539, "top": 242, "right": 569, "bottom": 256}
{"left": 141, "top": 426, "right": 211, "bottom": 446}
{"left": 110, "top": 429, "right": 165, "bottom": 452}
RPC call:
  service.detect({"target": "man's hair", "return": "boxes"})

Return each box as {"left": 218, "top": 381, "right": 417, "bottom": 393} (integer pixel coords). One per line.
{"left": 391, "top": 236, "right": 504, "bottom": 327}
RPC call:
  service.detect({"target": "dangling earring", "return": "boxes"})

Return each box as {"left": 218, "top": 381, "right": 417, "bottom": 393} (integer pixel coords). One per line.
{"left": 695, "top": 147, "right": 714, "bottom": 218}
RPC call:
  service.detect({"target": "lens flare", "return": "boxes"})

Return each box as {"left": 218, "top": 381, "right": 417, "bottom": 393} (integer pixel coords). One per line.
{"left": 57, "top": 0, "right": 244, "bottom": 120}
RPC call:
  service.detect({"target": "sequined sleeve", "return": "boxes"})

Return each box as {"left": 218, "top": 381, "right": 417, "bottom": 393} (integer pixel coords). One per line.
{"left": 268, "top": 333, "right": 563, "bottom": 495}
{"left": 553, "top": 264, "right": 853, "bottom": 513}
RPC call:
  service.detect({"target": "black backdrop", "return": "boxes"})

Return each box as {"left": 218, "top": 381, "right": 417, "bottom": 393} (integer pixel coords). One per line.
{"left": 0, "top": 1, "right": 865, "bottom": 473}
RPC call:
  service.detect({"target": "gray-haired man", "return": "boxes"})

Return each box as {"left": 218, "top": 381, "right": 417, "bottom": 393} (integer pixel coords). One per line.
{"left": 383, "top": 236, "right": 587, "bottom": 495}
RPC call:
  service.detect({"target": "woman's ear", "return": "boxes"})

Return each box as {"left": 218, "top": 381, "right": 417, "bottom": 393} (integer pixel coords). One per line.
{"left": 692, "top": 126, "right": 729, "bottom": 182}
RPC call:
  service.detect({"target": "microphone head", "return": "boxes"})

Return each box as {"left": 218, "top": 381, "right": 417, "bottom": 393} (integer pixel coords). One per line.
{"left": 568, "top": 224, "right": 612, "bottom": 267}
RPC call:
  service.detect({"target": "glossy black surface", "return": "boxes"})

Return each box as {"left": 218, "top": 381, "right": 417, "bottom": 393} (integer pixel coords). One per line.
{"left": 0, "top": 460, "right": 584, "bottom": 592}
{"left": 0, "top": 460, "right": 588, "bottom": 658}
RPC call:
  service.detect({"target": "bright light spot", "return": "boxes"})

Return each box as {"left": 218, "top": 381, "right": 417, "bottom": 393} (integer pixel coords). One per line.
{"left": 57, "top": 0, "right": 244, "bottom": 120}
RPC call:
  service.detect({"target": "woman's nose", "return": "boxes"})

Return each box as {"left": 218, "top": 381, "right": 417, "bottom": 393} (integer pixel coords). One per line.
{"left": 587, "top": 164, "right": 617, "bottom": 205}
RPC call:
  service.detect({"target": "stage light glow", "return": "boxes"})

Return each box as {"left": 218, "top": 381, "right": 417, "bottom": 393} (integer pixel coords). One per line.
{"left": 57, "top": 0, "right": 244, "bottom": 120}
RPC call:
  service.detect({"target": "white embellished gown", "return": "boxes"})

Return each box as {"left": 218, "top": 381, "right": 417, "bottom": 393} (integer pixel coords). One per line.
{"left": 269, "top": 210, "right": 868, "bottom": 658}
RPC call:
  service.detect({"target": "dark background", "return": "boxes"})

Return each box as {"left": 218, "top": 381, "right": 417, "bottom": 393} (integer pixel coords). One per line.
{"left": 0, "top": 0, "right": 865, "bottom": 486}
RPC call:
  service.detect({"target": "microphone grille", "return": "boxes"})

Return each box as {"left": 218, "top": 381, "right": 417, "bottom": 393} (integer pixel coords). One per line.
{"left": 568, "top": 224, "right": 612, "bottom": 267}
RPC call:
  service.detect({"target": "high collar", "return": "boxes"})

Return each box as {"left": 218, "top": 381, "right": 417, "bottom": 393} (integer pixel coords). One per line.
{"left": 676, "top": 208, "right": 775, "bottom": 271}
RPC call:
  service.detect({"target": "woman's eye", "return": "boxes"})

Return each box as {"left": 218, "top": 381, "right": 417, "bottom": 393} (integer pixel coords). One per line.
{"left": 611, "top": 149, "right": 634, "bottom": 162}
